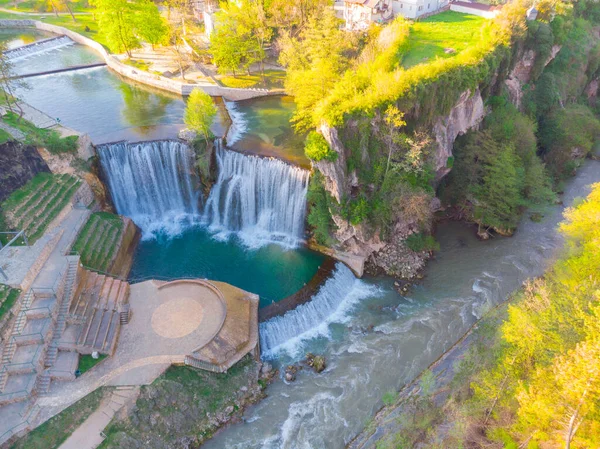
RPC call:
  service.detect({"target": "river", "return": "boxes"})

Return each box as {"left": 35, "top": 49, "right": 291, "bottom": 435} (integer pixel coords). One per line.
{"left": 5, "top": 28, "right": 600, "bottom": 449}
{"left": 203, "top": 160, "right": 600, "bottom": 448}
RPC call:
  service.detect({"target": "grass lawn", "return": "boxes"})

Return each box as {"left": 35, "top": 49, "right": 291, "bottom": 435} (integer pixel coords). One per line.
{"left": 402, "top": 11, "right": 487, "bottom": 68}
{"left": 79, "top": 353, "right": 107, "bottom": 375}
{"left": 9, "top": 388, "right": 104, "bottom": 449}
{"left": 0, "top": 10, "right": 109, "bottom": 51}
{"left": 219, "top": 69, "right": 286, "bottom": 89}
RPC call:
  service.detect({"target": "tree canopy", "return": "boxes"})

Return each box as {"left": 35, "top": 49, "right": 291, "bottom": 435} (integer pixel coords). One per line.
{"left": 184, "top": 89, "right": 217, "bottom": 141}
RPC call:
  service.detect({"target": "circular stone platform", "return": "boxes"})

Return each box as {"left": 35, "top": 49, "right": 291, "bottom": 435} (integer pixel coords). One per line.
{"left": 151, "top": 297, "right": 204, "bottom": 339}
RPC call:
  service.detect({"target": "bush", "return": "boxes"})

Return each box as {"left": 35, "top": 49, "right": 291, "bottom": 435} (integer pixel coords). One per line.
{"left": 304, "top": 131, "right": 337, "bottom": 162}
{"left": 43, "top": 133, "right": 79, "bottom": 154}
{"left": 406, "top": 233, "right": 439, "bottom": 252}
{"left": 306, "top": 172, "right": 336, "bottom": 245}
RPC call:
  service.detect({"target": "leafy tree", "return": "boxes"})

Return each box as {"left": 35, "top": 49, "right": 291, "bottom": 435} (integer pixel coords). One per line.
{"left": 267, "top": 0, "right": 332, "bottom": 29}
{"left": 278, "top": 7, "right": 351, "bottom": 131}
{"left": 306, "top": 172, "right": 336, "bottom": 244}
{"left": 91, "top": 0, "right": 165, "bottom": 56}
{"left": 137, "top": 2, "right": 168, "bottom": 50}
{"left": 473, "top": 144, "right": 523, "bottom": 234}
{"left": 210, "top": 0, "right": 272, "bottom": 77}
{"left": 184, "top": 89, "right": 217, "bottom": 142}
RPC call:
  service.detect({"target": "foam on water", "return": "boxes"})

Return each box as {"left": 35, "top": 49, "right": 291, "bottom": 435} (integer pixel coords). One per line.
{"left": 224, "top": 100, "right": 248, "bottom": 146}
{"left": 5, "top": 35, "right": 74, "bottom": 60}
{"left": 203, "top": 144, "right": 309, "bottom": 248}
{"left": 259, "top": 263, "right": 381, "bottom": 358}
{"left": 97, "top": 140, "right": 201, "bottom": 238}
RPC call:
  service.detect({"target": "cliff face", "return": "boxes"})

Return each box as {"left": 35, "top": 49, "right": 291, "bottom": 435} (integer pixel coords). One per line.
{"left": 0, "top": 141, "right": 50, "bottom": 203}
{"left": 315, "top": 88, "right": 487, "bottom": 279}
{"left": 432, "top": 89, "right": 486, "bottom": 179}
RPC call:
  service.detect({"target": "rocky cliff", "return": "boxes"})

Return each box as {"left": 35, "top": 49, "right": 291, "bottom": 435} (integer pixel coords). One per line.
{"left": 316, "top": 87, "right": 487, "bottom": 279}
{"left": 311, "top": 43, "right": 567, "bottom": 280}
{"left": 0, "top": 141, "right": 50, "bottom": 203}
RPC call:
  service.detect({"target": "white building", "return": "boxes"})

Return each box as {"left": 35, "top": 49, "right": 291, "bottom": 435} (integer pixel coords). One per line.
{"left": 343, "top": 0, "right": 449, "bottom": 29}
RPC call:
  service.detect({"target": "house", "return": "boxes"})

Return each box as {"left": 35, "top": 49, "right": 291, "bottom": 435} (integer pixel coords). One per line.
{"left": 526, "top": 5, "right": 538, "bottom": 20}
{"left": 343, "top": 0, "right": 448, "bottom": 30}
{"left": 344, "top": 0, "right": 394, "bottom": 30}
{"left": 449, "top": 0, "right": 501, "bottom": 19}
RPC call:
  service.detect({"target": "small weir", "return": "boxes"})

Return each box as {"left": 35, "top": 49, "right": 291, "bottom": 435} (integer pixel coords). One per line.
{"left": 4, "top": 35, "right": 73, "bottom": 60}
{"left": 97, "top": 140, "right": 201, "bottom": 237}
{"left": 203, "top": 144, "right": 310, "bottom": 247}
{"left": 259, "top": 263, "right": 373, "bottom": 357}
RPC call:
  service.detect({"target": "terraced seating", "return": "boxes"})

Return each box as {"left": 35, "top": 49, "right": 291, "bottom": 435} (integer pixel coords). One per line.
{"left": 1, "top": 173, "right": 81, "bottom": 243}
{"left": 71, "top": 212, "right": 125, "bottom": 273}
{"left": 64, "top": 269, "right": 129, "bottom": 355}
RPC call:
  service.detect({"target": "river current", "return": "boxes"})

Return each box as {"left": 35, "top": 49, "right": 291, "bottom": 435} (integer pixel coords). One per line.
{"left": 5, "top": 29, "right": 600, "bottom": 449}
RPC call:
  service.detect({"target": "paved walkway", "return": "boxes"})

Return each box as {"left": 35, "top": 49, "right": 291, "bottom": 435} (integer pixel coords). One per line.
{"left": 0, "top": 121, "right": 24, "bottom": 140}
{"left": 58, "top": 387, "right": 139, "bottom": 449}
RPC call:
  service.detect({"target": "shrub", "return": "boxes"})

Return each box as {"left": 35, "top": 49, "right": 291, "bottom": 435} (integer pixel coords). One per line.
{"left": 43, "top": 133, "right": 79, "bottom": 154}
{"left": 406, "top": 233, "right": 439, "bottom": 252}
{"left": 304, "top": 131, "right": 337, "bottom": 162}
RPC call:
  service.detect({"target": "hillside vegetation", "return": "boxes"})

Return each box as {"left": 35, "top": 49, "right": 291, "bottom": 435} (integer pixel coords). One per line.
{"left": 1, "top": 173, "right": 80, "bottom": 243}
{"left": 72, "top": 212, "right": 125, "bottom": 273}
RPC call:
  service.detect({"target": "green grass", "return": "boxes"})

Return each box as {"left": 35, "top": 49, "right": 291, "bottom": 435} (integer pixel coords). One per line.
{"left": 2, "top": 112, "right": 78, "bottom": 154}
{"left": 0, "top": 10, "right": 109, "bottom": 51}
{"left": 72, "top": 212, "right": 124, "bottom": 273}
{"left": 219, "top": 69, "right": 286, "bottom": 89}
{"left": 9, "top": 388, "right": 104, "bottom": 449}
{"left": 402, "top": 11, "right": 487, "bottom": 68}
{"left": 0, "top": 285, "right": 20, "bottom": 322}
{"left": 99, "top": 356, "right": 260, "bottom": 448}
{"left": 123, "top": 58, "right": 150, "bottom": 72}
{"left": 78, "top": 354, "right": 107, "bottom": 375}
{"left": 0, "top": 128, "right": 13, "bottom": 144}
{"left": 1, "top": 172, "right": 80, "bottom": 243}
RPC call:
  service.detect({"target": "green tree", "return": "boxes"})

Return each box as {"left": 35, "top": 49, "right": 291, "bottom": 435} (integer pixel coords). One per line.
{"left": 210, "top": 0, "right": 272, "bottom": 77}
{"left": 473, "top": 144, "right": 523, "bottom": 234}
{"left": 137, "top": 1, "right": 168, "bottom": 50}
{"left": 278, "top": 7, "right": 350, "bottom": 131}
{"left": 184, "top": 89, "right": 217, "bottom": 142}
{"left": 91, "top": 0, "right": 140, "bottom": 56}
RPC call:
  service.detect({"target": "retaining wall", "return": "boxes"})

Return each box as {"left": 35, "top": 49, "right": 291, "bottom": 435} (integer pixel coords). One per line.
{"left": 0, "top": 20, "right": 284, "bottom": 100}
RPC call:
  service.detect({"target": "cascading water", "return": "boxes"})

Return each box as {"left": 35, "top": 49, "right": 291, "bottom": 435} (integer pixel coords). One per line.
{"left": 97, "top": 140, "right": 201, "bottom": 238}
{"left": 203, "top": 143, "right": 310, "bottom": 247}
{"left": 5, "top": 35, "right": 74, "bottom": 60}
{"left": 224, "top": 100, "right": 248, "bottom": 146}
{"left": 260, "top": 263, "right": 379, "bottom": 357}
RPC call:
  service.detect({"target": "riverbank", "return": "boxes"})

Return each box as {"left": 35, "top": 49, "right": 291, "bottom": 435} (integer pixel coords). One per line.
{"left": 0, "top": 20, "right": 284, "bottom": 101}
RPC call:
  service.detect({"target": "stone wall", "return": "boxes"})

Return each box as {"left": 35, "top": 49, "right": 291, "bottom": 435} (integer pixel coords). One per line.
{"left": 0, "top": 20, "right": 283, "bottom": 101}
{"left": 0, "top": 141, "right": 50, "bottom": 203}
{"left": 108, "top": 218, "right": 140, "bottom": 279}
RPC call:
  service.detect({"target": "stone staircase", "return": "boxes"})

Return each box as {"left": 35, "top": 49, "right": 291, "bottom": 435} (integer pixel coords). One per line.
{"left": 64, "top": 270, "right": 130, "bottom": 356}
{"left": 0, "top": 259, "right": 80, "bottom": 405}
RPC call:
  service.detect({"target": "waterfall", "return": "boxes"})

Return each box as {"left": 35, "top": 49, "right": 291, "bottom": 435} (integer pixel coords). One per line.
{"left": 224, "top": 100, "right": 248, "bottom": 146}
{"left": 260, "top": 263, "right": 377, "bottom": 358}
{"left": 203, "top": 144, "right": 310, "bottom": 248}
{"left": 97, "top": 140, "right": 201, "bottom": 238}
{"left": 5, "top": 36, "right": 74, "bottom": 60}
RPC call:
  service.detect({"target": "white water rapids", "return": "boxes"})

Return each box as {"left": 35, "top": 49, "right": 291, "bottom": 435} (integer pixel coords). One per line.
{"left": 202, "top": 160, "right": 600, "bottom": 449}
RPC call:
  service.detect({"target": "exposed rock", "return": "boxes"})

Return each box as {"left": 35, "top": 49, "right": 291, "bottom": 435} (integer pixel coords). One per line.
{"left": 433, "top": 89, "right": 486, "bottom": 179}
{"left": 0, "top": 141, "right": 50, "bottom": 202}
{"left": 586, "top": 78, "right": 599, "bottom": 106}
{"left": 368, "top": 234, "right": 429, "bottom": 279}
{"left": 284, "top": 365, "right": 301, "bottom": 382}
{"left": 305, "top": 353, "right": 326, "bottom": 373}
{"left": 178, "top": 128, "right": 198, "bottom": 142}
{"left": 315, "top": 123, "right": 348, "bottom": 202}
